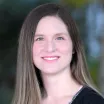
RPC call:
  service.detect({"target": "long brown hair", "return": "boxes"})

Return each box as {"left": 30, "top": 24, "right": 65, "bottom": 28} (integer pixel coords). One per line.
{"left": 12, "top": 3, "right": 97, "bottom": 104}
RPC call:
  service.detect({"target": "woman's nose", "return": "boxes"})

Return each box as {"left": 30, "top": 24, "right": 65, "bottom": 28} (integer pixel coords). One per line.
{"left": 44, "top": 41, "right": 56, "bottom": 52}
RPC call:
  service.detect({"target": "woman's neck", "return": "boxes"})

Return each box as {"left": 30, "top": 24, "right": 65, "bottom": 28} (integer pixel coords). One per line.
{"left": 41, "top": 68, "right": 82, "bottom": 98}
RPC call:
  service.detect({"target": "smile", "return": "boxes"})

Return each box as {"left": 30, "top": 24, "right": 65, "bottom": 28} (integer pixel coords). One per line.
{"left": 41, "top": 56, "right": 60, "bottom": 61}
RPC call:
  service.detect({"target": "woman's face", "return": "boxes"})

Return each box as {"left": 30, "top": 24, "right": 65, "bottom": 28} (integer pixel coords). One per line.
{"left": 32, "top": 16, "right": 73, "bottom": 75}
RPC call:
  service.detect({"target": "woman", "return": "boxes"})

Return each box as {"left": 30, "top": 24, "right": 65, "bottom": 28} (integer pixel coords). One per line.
{"left": 12, "top": 3, "right": 104, "bottom": 104}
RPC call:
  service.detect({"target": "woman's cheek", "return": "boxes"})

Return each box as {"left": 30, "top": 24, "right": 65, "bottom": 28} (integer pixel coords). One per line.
{"left": 33, "top": 43, "right": 44, "bottom": 56}
{"left": 57, "top": 41, "right": 72, "bottom": 54}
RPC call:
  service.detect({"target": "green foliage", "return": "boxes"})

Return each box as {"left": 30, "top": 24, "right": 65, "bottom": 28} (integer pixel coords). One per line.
{"left": 88, "top": 58, "right": 99, "bottom": 86}
{"left": 61, "top": 0, "right": 93, "bottom": 7}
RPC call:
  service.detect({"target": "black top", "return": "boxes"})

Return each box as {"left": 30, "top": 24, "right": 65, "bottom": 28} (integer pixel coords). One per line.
{"left": 70, "top": 86, "right": 104, "bottom": 104}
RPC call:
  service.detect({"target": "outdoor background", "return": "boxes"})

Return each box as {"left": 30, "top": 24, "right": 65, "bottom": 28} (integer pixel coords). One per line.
{"left": 0, "top": 0, "right": 104, "bottom": 104}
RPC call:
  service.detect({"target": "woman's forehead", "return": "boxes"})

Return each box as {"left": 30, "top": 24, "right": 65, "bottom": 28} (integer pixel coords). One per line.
{"left": 35, "top": 16, "right": 69, "bottom": 35}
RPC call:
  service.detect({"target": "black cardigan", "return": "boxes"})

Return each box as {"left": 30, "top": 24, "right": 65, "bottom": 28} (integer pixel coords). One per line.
{"left": 70, "top": 86, "right": 104, "bottom": 104}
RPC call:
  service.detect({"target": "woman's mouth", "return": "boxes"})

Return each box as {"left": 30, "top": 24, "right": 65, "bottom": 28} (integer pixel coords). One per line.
{"left": 41, "top": 56, "right": 60, "bottom": 62}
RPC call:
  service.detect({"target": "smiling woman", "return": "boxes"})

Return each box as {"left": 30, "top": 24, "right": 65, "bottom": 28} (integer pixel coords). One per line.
{"left": 33, "top": 16, "right": 73, "bottom": 75}
{"left": 12, "top": 3, "right": 104, "bottom": 104}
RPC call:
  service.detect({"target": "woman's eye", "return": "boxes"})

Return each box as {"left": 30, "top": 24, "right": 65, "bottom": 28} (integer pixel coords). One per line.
{"left": 56, "top": 37, "right": 64, "bottom": 40}
{"left": 35, "top": 37, "right": 44, "bottom": 41}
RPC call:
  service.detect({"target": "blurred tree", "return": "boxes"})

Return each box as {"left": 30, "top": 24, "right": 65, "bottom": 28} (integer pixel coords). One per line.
{"left": 99, "top": 36, "right": 104, "bottom": 95}
{"left": 61, "top": 0, "right": 92, "bottom": 8}
{"left": 93, "top": 0, "right": 104, "bottom": 95}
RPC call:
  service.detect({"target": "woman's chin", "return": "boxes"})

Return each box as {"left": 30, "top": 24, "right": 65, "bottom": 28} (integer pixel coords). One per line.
{"left": 40, "top": 68, "right": 64, "bottom": 76}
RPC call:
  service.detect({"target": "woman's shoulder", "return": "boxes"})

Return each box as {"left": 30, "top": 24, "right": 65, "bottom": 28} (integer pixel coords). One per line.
{"left": 82, "top": 86, "right": 104, "bottom": 104}
{"left": 71, "top": 86, "right": 104, "bottom": 104}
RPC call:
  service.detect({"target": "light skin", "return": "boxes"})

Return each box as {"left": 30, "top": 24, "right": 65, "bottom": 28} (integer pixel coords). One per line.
{"left": 32, "top": 16, "right": 82, "bottom": 104}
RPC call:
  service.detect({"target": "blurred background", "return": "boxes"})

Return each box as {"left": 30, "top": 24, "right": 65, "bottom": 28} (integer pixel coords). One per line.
{"left": 0, "top": 0, "right": 104, "bottom": 103}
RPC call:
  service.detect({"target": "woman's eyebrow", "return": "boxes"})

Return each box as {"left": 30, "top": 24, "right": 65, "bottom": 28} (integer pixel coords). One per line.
{"left": 55, "top": 33, "right": 69, "bottom": 37}
{"left": 55, "top": 33, "right": 65, "bottom": 36}
{"left": 34, "top": 34, "right": 44, "bottom": 37}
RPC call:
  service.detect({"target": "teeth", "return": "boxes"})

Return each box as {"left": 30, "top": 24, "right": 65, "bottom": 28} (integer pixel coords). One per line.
{"left": 43, "top": 57, "right": 58, "bottom": 60}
